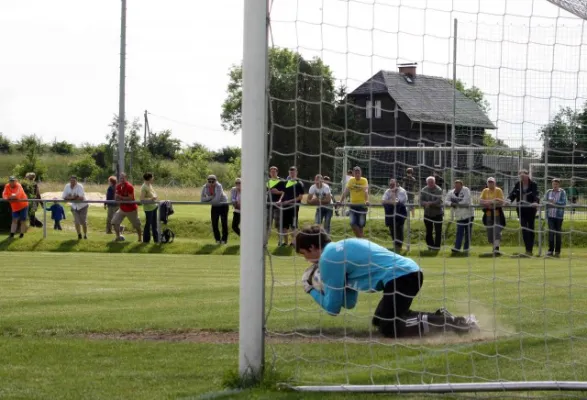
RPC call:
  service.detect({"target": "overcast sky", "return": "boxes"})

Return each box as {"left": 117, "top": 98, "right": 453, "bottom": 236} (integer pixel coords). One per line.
{"left": 0, "top": 0, "right": 585, "bottom": 152}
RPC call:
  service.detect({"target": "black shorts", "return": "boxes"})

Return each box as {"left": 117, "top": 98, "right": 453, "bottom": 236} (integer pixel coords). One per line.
{"left": 373, "top": 271, "right": 423, "bottom": 336}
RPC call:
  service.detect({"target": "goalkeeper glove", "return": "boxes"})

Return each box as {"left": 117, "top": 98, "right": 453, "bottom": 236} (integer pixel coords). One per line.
{"left": 301, "top": 263, "right": 318, "bottom": 293}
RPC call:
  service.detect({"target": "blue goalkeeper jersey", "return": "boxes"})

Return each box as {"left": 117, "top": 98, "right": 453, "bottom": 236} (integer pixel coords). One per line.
{"left": 310, "top": 238, "right": 420, "bottom": 315}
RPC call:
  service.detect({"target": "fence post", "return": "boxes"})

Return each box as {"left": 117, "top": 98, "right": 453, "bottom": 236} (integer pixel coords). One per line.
{"left": 43, "top": 201, "right": 47, "bottom": 239}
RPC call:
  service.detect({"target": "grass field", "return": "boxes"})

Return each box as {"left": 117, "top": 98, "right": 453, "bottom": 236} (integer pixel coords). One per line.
{"left": 2, "top": 252, "right": 587, "bottom": 399}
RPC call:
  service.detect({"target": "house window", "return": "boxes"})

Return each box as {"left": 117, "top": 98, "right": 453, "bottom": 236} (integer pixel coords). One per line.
{"left": 366, "top": 100, "right": 372, "bottom": 119}
{"left": 434, "top": 144, "right": 442, "bottom": 168}
{"left": 374, "top": 100, "right": 382, "bottom": 118}
{"left": 417, "top": 142, "right": 425, "bottom": 166}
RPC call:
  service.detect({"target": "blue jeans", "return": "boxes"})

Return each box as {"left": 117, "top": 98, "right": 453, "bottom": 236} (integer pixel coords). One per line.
{"left": 454, "top": 217, "right": 473, "bottom": 251}
{"left": 349, "top": 205, "right": 367, "bottom": 228}
{"left": 314, "top": 207, "right": 333, "bottom": 234}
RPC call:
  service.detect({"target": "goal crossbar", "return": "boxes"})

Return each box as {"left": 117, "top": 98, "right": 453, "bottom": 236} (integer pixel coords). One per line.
{"left": 339, "top": 146, "right": 523, "bottom": 152}
{"left": 290, "top": 381, "right": 587, "bottom": 393}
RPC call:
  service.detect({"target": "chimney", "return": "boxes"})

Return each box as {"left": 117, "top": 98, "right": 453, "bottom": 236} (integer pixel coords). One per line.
{"left": 398, "top": 62, "right": 417, "bottom": 78}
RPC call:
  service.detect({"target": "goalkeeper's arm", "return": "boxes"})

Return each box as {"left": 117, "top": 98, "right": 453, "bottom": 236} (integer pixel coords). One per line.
{"left": 307, "top": 259, "right": 349, "bottom": 315}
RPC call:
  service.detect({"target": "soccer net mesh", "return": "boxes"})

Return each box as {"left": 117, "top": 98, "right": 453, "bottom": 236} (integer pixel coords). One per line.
{"left": 261, "top": 0, "right": 587, "bottom": 394}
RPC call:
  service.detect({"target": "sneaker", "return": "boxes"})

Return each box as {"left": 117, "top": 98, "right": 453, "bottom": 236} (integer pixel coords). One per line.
{"left": 115, "top": 236, "right": 126, "bottom": 242}
{"left": 84, "top": 235, "right": 88, "bottom": 240}
{"left": 220, "top": 241, "right": 227, "bottom": 245}
{"left": 19, "top": 233, "right": 24, "bottom": 239}
{"left": 546, "top": 251, "right": 553, "bottom": 257}
{"left": 78, "top": 234, "right": 82, "bottom": 240}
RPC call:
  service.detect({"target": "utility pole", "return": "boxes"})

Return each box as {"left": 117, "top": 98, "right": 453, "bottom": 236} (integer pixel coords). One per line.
{"left": 144, "top": 110, "right": 148, "bottom": 146}
{"left": 117, "top": 0, "right": 127, "bottom": 178}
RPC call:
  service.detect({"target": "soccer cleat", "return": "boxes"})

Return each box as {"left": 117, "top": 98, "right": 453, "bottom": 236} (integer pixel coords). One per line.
{"left": 452, "top": 315, "right": 480, "bottom": 335}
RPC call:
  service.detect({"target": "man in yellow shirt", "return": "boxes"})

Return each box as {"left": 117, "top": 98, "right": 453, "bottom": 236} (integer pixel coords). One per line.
{"left": 479, "top": 177, "right": 506, "bottom": 256}
{"left": 341, "top": 166, "right": 369, "bottom": 238}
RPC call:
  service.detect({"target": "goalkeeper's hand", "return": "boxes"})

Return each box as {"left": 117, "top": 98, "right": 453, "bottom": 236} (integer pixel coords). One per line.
{"left": 301, "top": 263, "right": 318, "bottom": 293}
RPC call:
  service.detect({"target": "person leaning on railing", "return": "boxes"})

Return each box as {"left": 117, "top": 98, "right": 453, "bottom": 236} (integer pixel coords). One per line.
{"left": 479, "top": 177, "right": 506, "bottom": 256}
{"left": 544, "top": 178, "right": 567, "bottom": 258}
{"left": 2, "top": 176, "right": 29, "bottom": 239}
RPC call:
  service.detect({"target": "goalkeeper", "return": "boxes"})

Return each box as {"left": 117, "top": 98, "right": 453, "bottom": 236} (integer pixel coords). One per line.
{"left": 296, "top": 225, "right": 479, "bottom": 338}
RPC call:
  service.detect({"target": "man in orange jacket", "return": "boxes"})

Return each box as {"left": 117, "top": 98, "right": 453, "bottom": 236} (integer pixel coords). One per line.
{"left": 2, "top": 176, "right": 29, "bottom": 238}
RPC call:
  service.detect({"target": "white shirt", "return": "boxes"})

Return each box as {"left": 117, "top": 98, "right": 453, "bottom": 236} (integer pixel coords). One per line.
{"left": 444, "top": 186, "right": 473, "bottom": 220}
{"left": 62, "top": 183, "right": 89, "bottom": 210}
{"left": 309, "top": 184, "right": 332, "bottom": 208}
{"left": 382, "top": 187, "right": 408, "bottom": 204}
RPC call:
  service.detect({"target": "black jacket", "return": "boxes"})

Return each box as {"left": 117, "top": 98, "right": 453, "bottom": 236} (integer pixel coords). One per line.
{"left": 508, "top": 180, "right": 539, "bottom": 215}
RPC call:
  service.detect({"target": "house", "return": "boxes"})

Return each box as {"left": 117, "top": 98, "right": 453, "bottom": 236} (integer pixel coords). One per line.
{"left": 347, "top": 64, "right": 496, "bottom": 187}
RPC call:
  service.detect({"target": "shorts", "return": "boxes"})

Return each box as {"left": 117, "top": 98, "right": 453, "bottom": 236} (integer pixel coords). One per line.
{"left": 72, "top": 206, "right": 89, "bottom": 226}
{"left": 281, "top": 205, "right": 299, "bottom": 230}
{"left": 349, "top": 205, "right": 367, "bottom": 228}
{"left": 112, "top": 209, "right": 141, "bottom": 230}
{"left": 12, "top": 207, "right": 29, "bottom": 221}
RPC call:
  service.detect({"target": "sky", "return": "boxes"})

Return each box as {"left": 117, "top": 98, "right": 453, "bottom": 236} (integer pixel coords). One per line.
{"left": 0, "top": 0, "right": 585, "bottom": 152}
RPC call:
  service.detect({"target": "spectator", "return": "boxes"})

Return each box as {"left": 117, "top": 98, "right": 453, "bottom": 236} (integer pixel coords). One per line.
{"left": 62, "top": 175, "right": 89, "bottom": 240}
{"left": 25, "top": 172, "right": 42, "bottom": 227}
{"left": 231, "top": 178, "right": 241, "bottom": 236}
{"left": 2, "top": 176, "right": 28, "bottom": 239}
{"left": 341, "top": 166, "right": 369, "bottom": 238}
{"left": 445, "top": 180, "right": 473, "bottom": 254}
{"left": 112, "top": 173, "right": 142, "bottom": 242}
{"left": 420, "top": 176, "right": 443, "bottom": 251}
{"left": 479, "top": 177, "right": 506, "bottom": 256}
{"left": 544, "top": 178, "right": 567, "bottom": 258}
{"left": 566, "top": 179, "right": 578, "bottom": 215}
{"left": 402, "top": 168, "right": 417, "bottom": 218}
{"left": 277, "top": 166, "right": 304, "bottom": 246}
{"left": 266, "top": 166, "right": 284, "bottom": 245}
{"left": 382, "top": 178, "right": 407, "bottom": 252}
{"left": 105, "top": 176, "right": 119, "bottom": 234}
{"left": 46, "top": 198, "right": 66, "bottom": 230}
{"left": 506, "top": 169, "right": 539, "bottom": 257}
{"left": 201, "top": 174, "right": 229, "bottom": 244}
{"left": 307, "top": 174, "right": 333, "bottom": 234}
{"left": 140, "top": 172, "right": 159, "bottom": 244}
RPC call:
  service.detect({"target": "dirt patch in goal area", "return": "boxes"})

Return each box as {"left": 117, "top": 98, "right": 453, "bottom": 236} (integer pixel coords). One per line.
{"left": 79, "top": 329, "right": 501, "bottom": 345}
{"left": 42, "top": 192, "right": 105, "bottom": 207}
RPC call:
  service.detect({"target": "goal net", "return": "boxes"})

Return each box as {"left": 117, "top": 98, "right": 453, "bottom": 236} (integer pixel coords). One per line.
{"left": 239, "top": 0, "right": 587, "bottom": 395}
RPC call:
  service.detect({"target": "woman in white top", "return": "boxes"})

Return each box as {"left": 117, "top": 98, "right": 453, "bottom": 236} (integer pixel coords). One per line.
{"left": 306, "top": 174, "right": 333, "bottom": 233}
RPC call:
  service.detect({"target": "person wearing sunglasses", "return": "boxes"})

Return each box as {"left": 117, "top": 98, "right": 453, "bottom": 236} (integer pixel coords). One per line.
{"left": 201, "top": 174, "right": 229, "bottom": 244}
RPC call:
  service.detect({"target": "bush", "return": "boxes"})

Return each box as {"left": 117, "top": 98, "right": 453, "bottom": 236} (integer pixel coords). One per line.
{"left": 50, "top": 140, "right": 75, "bottom": 155}
{"left": 69, "top": 155, "right": 101, "bottom": 182}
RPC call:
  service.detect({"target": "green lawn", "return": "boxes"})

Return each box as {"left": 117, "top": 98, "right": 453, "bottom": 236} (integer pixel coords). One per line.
{"left": 1, "top": 253, "right": 587, "bottom": 399}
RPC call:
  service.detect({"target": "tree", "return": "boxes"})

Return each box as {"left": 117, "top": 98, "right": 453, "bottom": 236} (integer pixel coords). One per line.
{"left": 539, "top": 105, "right": 587, "bottom": 165}
{"left": 146, "top": 129, "right": 181, "bottom": 160}
{"left": 69, "top": 154, "right": 101, "bottom": 181}
{"left": 451, "top": 79, "right": 491, "bottom": 115}
{"left": 221, "top": 47, "right": 345, "bottom": 179}
{"left": 213, "top": 146, "right": 241, "bottom": 163}
{"left": 13, "top": 135, "right": 47, "bottom": 180}
{"left": 0, "top": 133, "right": 12, "bottom": 154}
{"left": 50, "top": 140, "right": 75, "bottom": 155}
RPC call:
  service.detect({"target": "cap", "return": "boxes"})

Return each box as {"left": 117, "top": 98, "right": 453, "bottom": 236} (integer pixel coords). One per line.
{"left": 8, "top": 176, "right": 16, "bottom": 181}
{"left": 207, "top": 175, "right": 217, "bottom": 181}
{"left": 487, "top": 177, "right": 496, "bottom": 183}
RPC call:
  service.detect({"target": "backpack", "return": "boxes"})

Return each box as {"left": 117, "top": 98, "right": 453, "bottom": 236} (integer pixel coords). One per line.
{"left": 160, "top": 228, "right": 175, "bottom": 244}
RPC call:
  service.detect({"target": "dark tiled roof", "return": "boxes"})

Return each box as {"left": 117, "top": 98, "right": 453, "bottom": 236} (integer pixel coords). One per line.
{"left": 350, "top": 70, "right": 496, "bottom": 129}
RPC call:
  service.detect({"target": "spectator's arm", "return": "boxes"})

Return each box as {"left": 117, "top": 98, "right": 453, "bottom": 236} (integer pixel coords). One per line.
{"left": 381, "top": 190, "right": 392, "bottom": 205}
{"left": 200, "top": 186, "right": 211, "bottom": 202}
{"left": 2, "top": 185, "right": 9, "bottom": 200}
{"left": 430, "top": 189, "right": 442, "bottom": 205}
{"left": 558, "top": 190, "right": 567, "bottom": 206}
{"left": 507, "top": 183, "right": 518, "bottom": 202}
{"left": 322, "top": 192, "right": 332, "bottom": 205}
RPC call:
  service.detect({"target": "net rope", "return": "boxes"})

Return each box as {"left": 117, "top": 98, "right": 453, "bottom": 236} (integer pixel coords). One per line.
{"left": 263, "top": 0, "right": 587, "bottom": 395}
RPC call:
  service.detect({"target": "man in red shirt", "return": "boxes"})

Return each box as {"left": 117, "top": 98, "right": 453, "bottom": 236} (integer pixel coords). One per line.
{"left": 111, "top": 173, "right": 142, "bottom": 242}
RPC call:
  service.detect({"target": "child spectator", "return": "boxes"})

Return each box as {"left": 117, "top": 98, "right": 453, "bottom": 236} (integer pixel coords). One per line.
{"left": 47, "top": 198, "right": 66, "bottom": 230}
